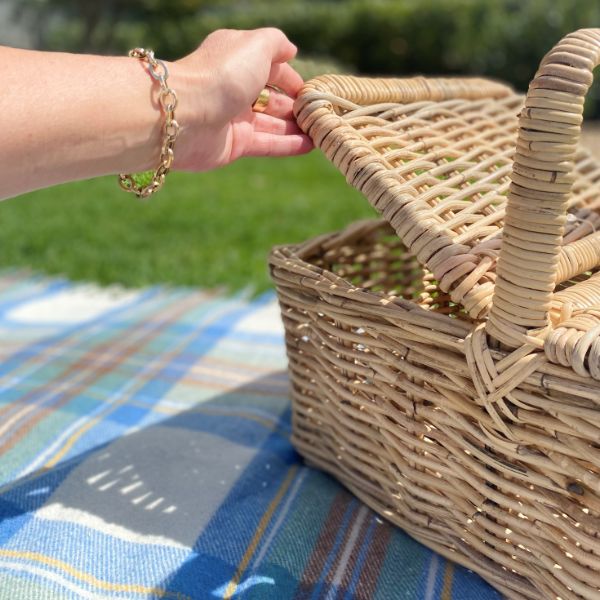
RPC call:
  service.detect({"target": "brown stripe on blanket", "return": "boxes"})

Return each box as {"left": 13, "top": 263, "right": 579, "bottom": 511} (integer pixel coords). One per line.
{"left": 293, "top": 492, "right": 355, "bottom": 599}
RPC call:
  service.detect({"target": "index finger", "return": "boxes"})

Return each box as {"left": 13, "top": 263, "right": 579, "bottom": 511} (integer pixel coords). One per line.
{"left": 268, "top": 62, "right": 304, "bottom": 98}
{"left": 254, "top": 27, "right": 297, "bottom": 64}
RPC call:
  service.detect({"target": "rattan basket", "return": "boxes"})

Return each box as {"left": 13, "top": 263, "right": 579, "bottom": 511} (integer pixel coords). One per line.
{"left": 269, "top": 29, "right": 600, "bottom": 599}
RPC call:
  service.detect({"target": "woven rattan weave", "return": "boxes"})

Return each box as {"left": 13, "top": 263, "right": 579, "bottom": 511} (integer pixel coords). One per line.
{"left": 270, "top": 30, "right": 600, "bottom": 599}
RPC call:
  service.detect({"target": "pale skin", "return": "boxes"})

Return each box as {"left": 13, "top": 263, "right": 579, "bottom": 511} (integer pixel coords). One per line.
{"left": 0, "top": 28, "right": 313, "bottom": 201}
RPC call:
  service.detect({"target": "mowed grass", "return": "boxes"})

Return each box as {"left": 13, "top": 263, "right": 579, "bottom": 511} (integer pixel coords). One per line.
{"left": 0, "top": 152, "right": 375, "bottom": 293}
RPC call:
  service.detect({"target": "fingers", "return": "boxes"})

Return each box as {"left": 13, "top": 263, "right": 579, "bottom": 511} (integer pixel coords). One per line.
{"left": 268, "top": 62, "right": 304, "bottom": 98}
{"left": 261, "top": 90, "right": 294, "bottom": 119}
{"left": 256, "top": 27, "right": 297, "bottom": 64}
{"left": 228, "top": 112, "right": 313, "bottom": 162}
{"left": 244, "top": 131, "right": 313, "bottom": 158}
{"left": 252, "top": 113, "right": 304, "bottom": 136}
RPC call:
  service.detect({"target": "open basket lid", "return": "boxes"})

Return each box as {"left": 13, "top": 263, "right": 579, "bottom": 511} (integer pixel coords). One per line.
{"left": 293, "top": 29, "right": 600, "bottom": 357}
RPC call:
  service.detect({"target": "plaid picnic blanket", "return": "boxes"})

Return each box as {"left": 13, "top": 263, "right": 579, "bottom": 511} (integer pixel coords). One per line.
{"left": 0, "top": 271, "right": 502, "bottom": 600}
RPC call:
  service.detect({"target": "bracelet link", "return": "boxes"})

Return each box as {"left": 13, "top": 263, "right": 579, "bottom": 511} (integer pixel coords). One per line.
{"left": 165, "top": 119, "right": 180, "bottom": 142}
{"left": 118, "top": 48, "right": 178, "bottom": 199}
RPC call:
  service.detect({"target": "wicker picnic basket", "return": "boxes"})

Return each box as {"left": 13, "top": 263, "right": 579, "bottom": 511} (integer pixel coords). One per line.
{"left": 269, "top": 29, "right": 600, "bottom": 599}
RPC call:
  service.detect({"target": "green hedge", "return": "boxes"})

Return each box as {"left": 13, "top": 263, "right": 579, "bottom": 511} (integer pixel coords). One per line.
{"left": 191, "top": 0, "right": 600, "bottom": 115}
{"left": 28, "top": 0, "right": 600, "bottom": 115}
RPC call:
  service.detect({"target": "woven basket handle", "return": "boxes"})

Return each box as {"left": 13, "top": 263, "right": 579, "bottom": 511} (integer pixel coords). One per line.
{"left": 486, "top": 29, "right": 600, "bottom": 348}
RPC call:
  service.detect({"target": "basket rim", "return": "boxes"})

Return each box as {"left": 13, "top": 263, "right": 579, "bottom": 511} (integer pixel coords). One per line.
{"left": 269, "top": 217, "right": 600, "bottom": 401}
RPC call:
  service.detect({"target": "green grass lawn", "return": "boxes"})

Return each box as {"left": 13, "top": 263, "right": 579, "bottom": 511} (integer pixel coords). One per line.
{"left": 0, "top": 152, "right": 375, "bottom": 293}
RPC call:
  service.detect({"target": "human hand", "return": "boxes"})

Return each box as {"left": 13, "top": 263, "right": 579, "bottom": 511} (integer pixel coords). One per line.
{"left": 168, "top": 28, "right": 313, "bottom": 171}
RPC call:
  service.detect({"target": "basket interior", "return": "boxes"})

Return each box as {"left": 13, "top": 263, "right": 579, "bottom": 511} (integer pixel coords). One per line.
{"left": 305, "top": 220, "right": 473, "bottom": 320}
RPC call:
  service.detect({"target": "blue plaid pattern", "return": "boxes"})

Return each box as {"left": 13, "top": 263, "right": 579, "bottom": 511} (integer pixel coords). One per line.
{"left": 0, "top": 271, "right": 502, "bottom": 599}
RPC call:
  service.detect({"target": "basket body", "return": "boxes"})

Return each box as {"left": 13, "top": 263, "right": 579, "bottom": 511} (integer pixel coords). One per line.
{"left": 270, "top": 220, "right": 600, "bottom": 599}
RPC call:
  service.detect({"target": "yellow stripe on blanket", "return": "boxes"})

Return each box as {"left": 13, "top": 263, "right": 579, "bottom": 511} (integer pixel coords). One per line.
{"left": 0, "top": 549, "right": 191, "bottom": 599}
{"left": 223, "top": 464, "right": 298, "bottom": 599}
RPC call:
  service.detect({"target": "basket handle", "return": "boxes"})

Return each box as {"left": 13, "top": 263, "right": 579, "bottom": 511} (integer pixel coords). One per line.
{"left": 486, "top": 29, "right": 600, "bottom": 348}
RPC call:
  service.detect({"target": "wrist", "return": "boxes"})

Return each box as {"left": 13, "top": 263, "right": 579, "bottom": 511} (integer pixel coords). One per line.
{"left": 118, "top": 50, "right": 185, "bottom": 198}
{"left": 165, "top": 59, "right": 219, "bottom": 171}
{"left": 114, "top": 55, "right": 165, "bottom": 174}
{"left": 105, "top": 54, "right": 190, "bottom": 176}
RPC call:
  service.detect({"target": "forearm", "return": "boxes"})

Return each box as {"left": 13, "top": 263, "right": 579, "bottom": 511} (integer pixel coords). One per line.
{"left": 0, "top": 46, "right": 181, "bottom": 200}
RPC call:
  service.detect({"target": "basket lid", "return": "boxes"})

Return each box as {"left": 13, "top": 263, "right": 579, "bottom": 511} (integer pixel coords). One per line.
{"left": 293, "top": 48, "right": 600, "bottom": 349}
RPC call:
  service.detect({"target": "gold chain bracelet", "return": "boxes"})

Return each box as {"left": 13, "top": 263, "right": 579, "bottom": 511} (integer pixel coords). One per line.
{"left": 118, "top": 48, "right": 179, "bottom": 199}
